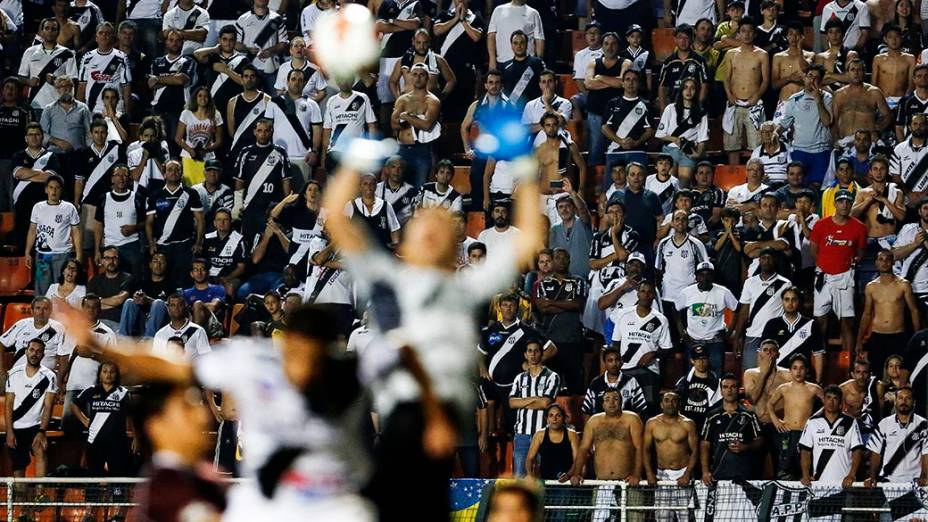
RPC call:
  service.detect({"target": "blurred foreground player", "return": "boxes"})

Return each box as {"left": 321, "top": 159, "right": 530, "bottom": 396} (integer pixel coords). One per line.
{"left": 323, "top": 132, "right": 545, "bottom": 520}
{"left": 58, "top": 304, "right": 378, "bottom": 521}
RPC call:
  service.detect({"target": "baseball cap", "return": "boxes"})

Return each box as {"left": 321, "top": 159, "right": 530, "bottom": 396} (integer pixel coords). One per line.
{"left": 627, "top": 252, "right": 646, "bottom": 265}
{"left": 726, "top": 0, "right": 745, "bottom": 9}
{"left": 691, "top": 345, "right": 709, "bottom": 359}
{"left": 606, "top": 192, "right": 626, "bottom": 210}
{"left": 834, "top": 189, "right": 855, "bottom": 202}
{"left": 696, "top": 261, "right": 715, "bottom": 272}
{"left": 625, "top": 24, "right": 643, "bottom": 36}
{"left": 585, "top": 20, "right": 602, "bottom": 31}
{"left": 204, "top": 159, "right": 222, "bottom": 171}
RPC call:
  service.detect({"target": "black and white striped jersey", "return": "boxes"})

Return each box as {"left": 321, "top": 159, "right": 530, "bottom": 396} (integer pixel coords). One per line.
{"left": 0, "top": 318, "right": 64, "bottom": 370}
{"left": 892, "top": 137, "right": 928, "bottom": 193}
{"left": 78, "top": 48, "right": 131, "bottom": 114}
{"left": 5, "top": 365, "right": 56, "bottom": 429}
{"left": 322, "top": 91, "right": 377, "bottom": 154}
{"left": 867, "top": 413, "right": 928, "bottom": 483}
{"left": 581, "top": 370, "right": 647, "bottom": 416}
{"left": 761, "top": 314, "right": 825, "bottom": 368}
{"left": 153, "top": 319, "right": 212, "bottom": 359}
{"left": 655, "top": 234, "right": 708, "bottom": 302}
{"left": 798, "top": 411, "right": 863, "bottom": 483}
{"left": 510, "top": 367, "right": 561, "bottom": 436}
{"left": 145, "top": 184, "right": 203, "bottom": 245}
{"left": 739, "top": 273, "right": 791, "bottom": 338}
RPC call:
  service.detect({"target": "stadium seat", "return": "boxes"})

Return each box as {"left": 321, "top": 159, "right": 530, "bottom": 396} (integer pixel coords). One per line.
{"left": 565, "top": 120, "right": 584, "bottom": 151}
{"left": 3, "top": 302, "right": 30, "bottom": 332}
{"left": 466, "top": 212, "right": 485, "bottom": 239}
{"left": 451, "top": 166, "right": 471, "bottom": 195}
{"left": 229, "top": 303, "right": 245, "bottom": 336}
{"left": 0, "top": 257, "right": 30, "bottom": 296}
{"left": 714, "top": 164, "right": 747, "bottom": 191}
{"left": 651, "top": 28, "right": 676, "bottom": 63}
{"left": 558, "top": 74, "right": 578, "bottom": 100}
{"left": 0, "top": 212, "right": 13, "bottom": 237}
{"left": 570, "top": 29, "right": 585, "bottom": 54}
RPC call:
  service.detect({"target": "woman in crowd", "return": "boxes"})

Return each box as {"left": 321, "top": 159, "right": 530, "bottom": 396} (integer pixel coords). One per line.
{"left": 271, "top": 180, "right": 324, "bottom": 279}
{"left": 176, "top": 86, "right": 225, "bottom": 186}
{"left": 525, "top": 404, "right": 578, "bottom": 480}
{"left": 46, "top": 258, "right": 87, "bottom": 311}
{"left": 655, "top": 76, "right": 709, "bottom": 186}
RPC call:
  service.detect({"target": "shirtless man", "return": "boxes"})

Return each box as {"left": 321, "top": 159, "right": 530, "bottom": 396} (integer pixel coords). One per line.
{"left": 832, "top": 59, "right": 892, "bottom": 146}
{"left": 771, "top": 21, "right": 813, "bottom": 106}
{"left": 840, "top": 359, "right": 880, "bottom": 441}
{"left": 721, "top": 17, "right": 770, "bottom": 166}
{"left": 815, "top": 19, "right": 860, "bottom": 90}
{"left": 565, "top": 389, "right": 643, "bottom": 484}
{"left": 871, "top": 24, "right": 916, "bottom": 112}
{"left": 743, "top": 339, "right": 790, "bottom": 468}
{"left": 391, "top": 64, "right": 442, "bottom": 187}
{"left": 851, "top": 156, "right": 906, "bottom": 239}
{"left": 857, "top": 249, "right": 921, "bottom": 377}
{"left": 535, "top": 113, "right": 586, "bottom": 196}
{"left": 769, "top": 354, "right": 824, "bottom": 479}
{"left": 644, "top": 392, "right": 698, "bottom": 522}
{"left": 388, "top": 29, "right": 456, "bottom": 99}
{"left": 50, "top": 0, "right": 80, "bottom": 48}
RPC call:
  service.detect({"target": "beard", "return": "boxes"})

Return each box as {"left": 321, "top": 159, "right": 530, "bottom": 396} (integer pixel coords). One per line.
{"left": 494, "top": 217, "right": 508, "bottom": 228}
{"left": 59, "top": 92, "right": 73, "bottom": 102}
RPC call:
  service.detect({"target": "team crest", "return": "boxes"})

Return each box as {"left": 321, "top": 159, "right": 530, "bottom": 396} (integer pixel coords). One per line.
{"left": 565, "top": 282, "right": 573, "bottom": 292}
{"left": 252, "top": 108, "right": 261, "bottom": 115}
{"left": 766, "top": 287, "right": 775, "bottom": 296}
{"left": 634, "top": 107, "right": 643, "bottom": 115}
{"left": 32, "top": 389, "right": 41, "bottom": 399}
{"left": 799, "top": 330, "right": 808, "bottom": 339}
{"left": 758, "top": 482, "right": 813, "bottom": 519}
{"left": 645, "top": 323, "right": 655, "bottom": 332}
{"left": 836, "top": 425, "right": 846, "bottom": 436}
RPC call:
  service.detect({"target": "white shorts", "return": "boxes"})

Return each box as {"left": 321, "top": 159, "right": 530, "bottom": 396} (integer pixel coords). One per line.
{"left": 813, "top": 269, "right": 855, "bottom": 318}
{"left": 223, "top": 484, "right": 376, "bottom": 522}
{"left": 655, "top": 468, "right": 692, "bottom": 522}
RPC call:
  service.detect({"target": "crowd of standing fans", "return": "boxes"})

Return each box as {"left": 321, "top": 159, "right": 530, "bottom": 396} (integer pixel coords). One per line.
{"left": 2, "top": 0, "right": 928, "bottom": 499}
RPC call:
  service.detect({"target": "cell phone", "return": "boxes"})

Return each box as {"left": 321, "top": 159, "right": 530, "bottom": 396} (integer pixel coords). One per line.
{"left": 550, "top": 179, "right": 564, "bottom": 189}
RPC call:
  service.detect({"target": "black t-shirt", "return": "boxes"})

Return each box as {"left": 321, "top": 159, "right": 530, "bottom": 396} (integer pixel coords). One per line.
{"left": 134, "top": 277, "right": 179, "bottom": 302}
{"left": 501, "top": 56, "right": 545, "bottom": 106}
{"left": 0, "top": 104, "right": 30, "bottom": 159}
{"left": 377, "top": 0, "right": 434, "bottom": 57}
{"left": 674, "top": 370, "right": 720, "bottom": 432}
{"left": 691, "top": 186, "right": 725, "bottom": 227}
{"left": 146, "top": 185, "right": 203, "bottom": 245}
{"left": 700, "top": 405, "right": 762, "bottom": 480}
{"left": 87, "top": 272, "right": 133, "bottom": 322}
{"left": 74, "top": 384, "right": 131, "bottom": 444}
{"left": 478, "top": 320, "right": 546, "bottom": 387}
{"left": 150, "top": 54, "right": 195, "bottom": 112}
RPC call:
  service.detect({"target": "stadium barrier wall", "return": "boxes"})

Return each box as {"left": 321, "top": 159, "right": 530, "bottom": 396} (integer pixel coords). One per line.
{"left": 450, "top": 478, "right": 928, "bottom": 521}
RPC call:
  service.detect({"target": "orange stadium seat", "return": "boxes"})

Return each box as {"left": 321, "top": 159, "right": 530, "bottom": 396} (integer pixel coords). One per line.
{"left": 451, "top": 166, "right": 471, "bottom": 195}
{"left": 466, "top": 212, "right": 485, "bottom": 239}
{"left": 565, "top": 120, "right": 584, "bottom": 151}
{"left": 651, "top": 28, "right": 676, "bottom": 63}
{"left": 229, "top": 303, "right": 245, "bottom": 336}
{"left": 0, "top": 257, "right": 30, "bottom": 296}
{"left": 3, "top": 302, "right": 31, "bottom": 331}
{"left": 0, "top": 212, "right": 13, "bottom": 237}
{"left": 714, "top": 164, "right": 747, "bottom": 191}
{"left": 571, "top": 29, "right": 586, "bottom": 54}
{"left": 558, "top": 74, "right": 578, "bottom": 100}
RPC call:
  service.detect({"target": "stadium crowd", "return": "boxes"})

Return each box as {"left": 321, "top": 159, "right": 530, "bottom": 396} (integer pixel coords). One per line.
{"left": 5, "top": 0, "right": 928, "bottom": 517}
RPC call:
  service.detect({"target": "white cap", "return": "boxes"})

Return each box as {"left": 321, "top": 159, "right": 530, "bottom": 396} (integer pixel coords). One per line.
{"left": 627, "top": 252, "right": 646, "bottom": 264}
{"left": 696, "top": 261, "right": 715, "bottom": 272}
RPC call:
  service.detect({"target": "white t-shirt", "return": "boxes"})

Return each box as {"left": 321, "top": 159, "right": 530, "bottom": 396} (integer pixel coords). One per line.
{"left": 487, "top": 2, "right": 545, "bottom": 63}
{"left": 573, "top": 46, "right": 603, "bottom": 79}
{"left": 30, "top": 201, "right": 80, "bottom": 254}
{"left": 677, "top": 0, "right": 718, "bottom": 25}
{"left": 46, "top": 284, "right": 87, "bottom": 310}
{"left": 0, "top": 318, "right": 65, "bottom": 371}
{"left": 798, "top": 412, "right": 863, "bottom": 483}
{"left": 18, "top": 44, "right": 79, "bottom": 109}
{"left": 179, "top": 109, "right": 224, "bottom": 160}
{"left": 611, "top": 307, "right": 672, "bottom": 374}
{"left": 676, "top": 283, "right": 738, "bottom": 341}
{"left": 655, "top": 104, "right": 709, "bottom": 147}
{"left": 299, "top": 2, "right": 334, "bottom": 43}
{"left": 323, "top": 91, "right": 377, "bottom": 153}
{"left": 867, "top": 413, "right": 928, "bottom": 483}
{"left": 152, "top": 320, "right": 212, "bottom": 359}
{"left": 477, "top": 226, "right": 521, "bottom": 259}
{"left": 58, "top": 320, "right": 115, "bottom": 391}
{"left": 739, "top": 273, "right": 792, "bottom": 338}
{"left": 162, "top": 4, "right": 210, "bottom": 55}
{"left": 5, "top": 365, "right": 57, "bottom": 429}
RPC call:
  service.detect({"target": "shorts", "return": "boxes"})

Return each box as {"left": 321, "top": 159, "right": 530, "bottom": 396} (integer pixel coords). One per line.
{"left": 723, "top": 105, "right": 762, "bottom": 152}
{"left": 660, "top": 144, "right": 698, "bottom": 170}
{"left": 813, "top": 269, "right": 855, "bottom": 319}
{"left": 8, "top": 425, "right": 40, "bottom": 471}
{"left": 655, "top": 467, "right": 692, "bottom": 522}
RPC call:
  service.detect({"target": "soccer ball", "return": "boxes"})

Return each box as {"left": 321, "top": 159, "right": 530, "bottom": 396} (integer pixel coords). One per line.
{"left": 313, "top": 4, "right": 381, "bottom": 82}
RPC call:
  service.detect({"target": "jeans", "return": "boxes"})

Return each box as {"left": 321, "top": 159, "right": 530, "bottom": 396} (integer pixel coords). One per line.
{"left": 742, "top": 336, "right": 762, "bottom": 370}
{"left": 398, "top": 143, "right": 434, "bottom": 188}
{"left": 116, "top": 241, "right": 145, "bottom": 280}
{"left": 791, "top": 149, "right": 831, "bottom": 186}
{"left": 512, "top": 433, "right": 532, "bottom": 477}
{"left": 467, "top": 157, "right": 488, "bottom": 211}
{"left": 586, "top": 113, "right": 606, "bottom": 166}
{"left": 118, "top": 298, "right": 169, "bottom": 338}
{"left": 130, "top": 18, "right": 162, "bottom": 67}
{"left": 35, "top": 252, "right": 73, "bottom": 296}
{"left": 237, "top": 272, "right": 284, "bottom": 301}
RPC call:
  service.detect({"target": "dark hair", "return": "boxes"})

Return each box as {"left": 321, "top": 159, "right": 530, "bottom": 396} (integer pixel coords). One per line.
{"left": 602, "top": 31, "right": 621, "bottom": 44}
{"left": 882, "top": 22, "right": 902, "bottom": 37}
{"left": 467, "top": 241, "right": 487, "bottom": 255}
{"left": 539, "top": 112, "right": 560, "bottom": 126}
{"left": 131, "top": 382, "right": 194, "bottom": 454}
{"left": 853, "top": 359, "right": 871, "bottom": 371}
{"left": 167, "top": 293, "right": 186, "bottom": 304}
{"left": 25, "top": 122, "right": 43, "bottom": 135}
{"left": 264, "top": 290, "right": 282, "bottom": 301}
{"left": 90, "top": 118, "right": 109, "bottom": 133}
{"left": 510, "top": 29, "right": 527, "bottom": 42}
{"left": 674, "top": 24, "right": 695, "bottom": 38}
{"left": 433, "top": 159, "right": 454, "bottom": 176}
{"left": 241, "top": 63, "right": 259, "bottom": 76}
{"left": 602, "top": 346, "right": 620, "bottom": 359}
{"left": 286, "top": 67, "right": 306, "bottom": 82}
{"left": 190, "top": 258, "right": 210, "bottom": 270}
{"left": 794, "top": 189, "right": 816, "bottom": 203}
{"left": 46, "top": 174, "right": 65, "bottom": 188}
{"left": 824, "top": 384, "right": 843, "bottom": 399}
{"left": 824, "top": 18, "right": 845, "bottom": 33}
{"left": 485, "top": 69, "right": 502, "bottom": 80}
{"left": 674, "top": 76, "right": 705, "bottom": 131}
{"left": 101, "top": 244, "right": 119, "bottom": 255}
{"left": 96, "top": 361, "right": 121, "bottom": 387}
{"left": 57, "top": 258, "right": 87, "bottom": 285}
{"left": 487, "top": 482, "right": 541, "bottom": 520}
{"left": 781, "top": 286, "right": 803, "bottom": 303}
{"left": 498, "top": 293, "right": 519, "bottom": 305}
{"left": 738, "top": 16, "right": 756, "bottom": 29}
{"left": 539, "top": 68, "right": 556, "bottom": 81}
{"left": 722, "top": 206, "right": 741, "bottom": 219}
{"left": 787, "top": 353, "right": 809, "bottom": 368}
{"left": 286, "top": 304, "right": 343, "bottom": 345}
{"left": 870, "top": 154, "right": 890, "bottom": 171}
{"left": 81, "top": 293, "right": 101, "bottom": 306}
{"left": 219, "top": 24, "right": 237, "bottom": 38}
{"left": 916, "top": 64, "right": 928, "bottom": 75}
{"left": 545, "top": 403, "right": 566, "bottom": 419}
{"left": 760, "top": 338, "right": 780, "bottom": 350}
{"left": 720, "top": 372, "right": 739, "bottom": 384}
